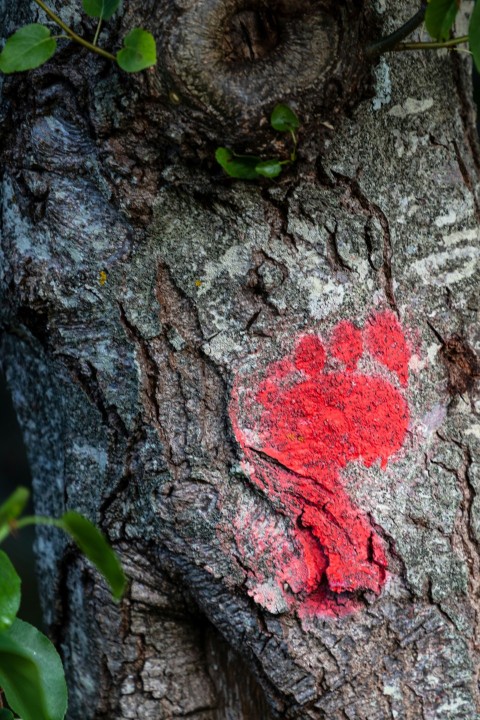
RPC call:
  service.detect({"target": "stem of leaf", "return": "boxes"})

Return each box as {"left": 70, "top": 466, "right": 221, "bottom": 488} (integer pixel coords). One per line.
{"left": 92, "top": 17, "right": 102, "bottom": 47}
{"left": 15, "top": 515, "right": 64, "bottom": 530}
{"left": 290, "top": 130, "right": 298, "bottom": 162}
{"left": 32, "top": 0, "right": 116, "bottom": 61}
{"left": 392, "top": 35, "right": 469, "bottom": 51}
{"left": 0, "top": 515, "right": 64, "bottom": 543}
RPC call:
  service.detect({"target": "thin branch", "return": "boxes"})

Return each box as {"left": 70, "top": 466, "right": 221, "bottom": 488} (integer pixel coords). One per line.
{"left": 393, "top": 35, "right": 469, "bottom": 52}
{"left": 92, "top": 17, "right": 102, "bottom": 46}
{"left": 33, "top": 0, "right": 116, "bottom": 61}
{"left": 0, "top": 515, "right": 63, "bottom": 543}
{"left": 366, "top": 1, "right": 428, "bottom": 57}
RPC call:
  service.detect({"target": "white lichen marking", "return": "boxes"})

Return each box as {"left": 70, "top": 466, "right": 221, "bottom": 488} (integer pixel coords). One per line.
{"left": 372, "top": 57, "right": 391, "bottom": 111}
{"left": 388, "top": 97, "right": 434, "bottom": 118}
{"left": 435, "top": 210, "right": 457, "bottom": 228}
{"left": 411, "top": 247, "right": 479, "bottom": 285}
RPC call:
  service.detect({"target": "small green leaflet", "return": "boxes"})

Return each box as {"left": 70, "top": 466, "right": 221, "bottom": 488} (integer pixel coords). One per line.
{"left": 0, "top": 24, "right": 57, "bottom": 74}
{"left": 116, "top": 28, "right": 157, "bottom": 72}
{"left": 216, "top": 103, "right": 299, "bottom": 180}
{"left": 270, "top": 103, "right": 300, "bottom": 132}
{"left": 60, "top": 511, "right": 126, "bottom": 601}
{"left": 0, "top": 487, "right": 29, "bottom": 531}
{"left": 255, "top": 159, "right": 283, "bottom": 178}
{"left": 470, "top": 0, "right": 480, "bottom": 72}
{"left": 425, "top": 0, "right": 460, "bottom": 42}
{"left": 82, "top": 0, "right": 121, "bottom": 20}
{"left": 216, "top": 150, "right": 287, "bottom": 180}
{"left": 0, "top": 550, "right": 21, "bottom": 631}
{"left": 215, "top": 147, "right": 262, "bottom": 180}
{"left": 0, "top": 618, "right": 68, "bottom": 720}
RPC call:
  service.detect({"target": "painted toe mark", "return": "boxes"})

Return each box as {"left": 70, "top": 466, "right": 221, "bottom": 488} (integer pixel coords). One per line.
{"left": 330, "top": 320, "right": 363, "bottom": 371}
{"left": 365, "top": 310, "right": 410, "bottom": 386}
{"left": 294, "top": 335, "right": 326, "bottom": 374}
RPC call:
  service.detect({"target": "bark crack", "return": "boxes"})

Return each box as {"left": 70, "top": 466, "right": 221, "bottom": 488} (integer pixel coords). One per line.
{"left": 437, "top": 433, "right": 480, "bottom": 710}
{"left": 331, "top": 171, "right": 398, "bottom": 312}
{"left": 452, "top": 139, "right": 480, "bottom": 223}
{"left": 117, "top": 301, "right": 174, "bottom": 471}
{"left": 262, "top": 187, "right": 299, "bottom": 251}
{"left": 56, "top": 354, "right": 128, "bottom": 439}
{"left": 325, "top": 221, "right": 352, "bottom": 272}
{"left": 452, "top": 54, "right": 480, "bottom": 174}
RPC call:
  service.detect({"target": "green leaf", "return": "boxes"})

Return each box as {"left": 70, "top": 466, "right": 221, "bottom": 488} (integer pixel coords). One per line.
{"left": 82, "top": 0, "right": 121, "bottom": 20}
{"left": 425, "top": 0, "right": 459, "bottom": 41}
{"left": 255, "top": 159, "right": 283, "bottom": 178}
{"left": 0, "top": 24, "right": 57, "bottom": 74}
{"left": 60, "top": 512, "right": 126, "bottom": 601}
{"left": 0, "top": 487, "right": 30, "bottom": 531}
{"left": 116, "top": 28, "right": 156, "bottom": 72}
{"left": 0, "top": 618, "right": 67, "bottom": 720}
{"left": 0, "top": 551, "right": 21, "bottom": 631}
{"left": 270, "top": 104, "right": 300, "bottom": 132}
{"left": 215, "top": 147, "right": 261, "bottom": 180}
{"left": 470, "top": 0, "right": 480, "bottom": 72}
{"left": 0, "top": 709, "right": 15, "bottom": 719}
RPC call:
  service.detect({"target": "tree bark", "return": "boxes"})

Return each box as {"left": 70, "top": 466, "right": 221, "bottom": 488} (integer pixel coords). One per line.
{"left": 1, "top": 1, "right": 480, "bottom": 718}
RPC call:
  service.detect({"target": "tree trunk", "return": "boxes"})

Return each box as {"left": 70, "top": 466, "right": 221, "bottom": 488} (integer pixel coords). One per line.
{"left": 1, "top": 1, "right": 480, "bottom": 718}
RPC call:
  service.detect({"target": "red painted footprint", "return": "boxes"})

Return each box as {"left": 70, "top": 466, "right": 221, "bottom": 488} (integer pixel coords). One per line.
{"left": 230, "top": 310, "right": 411, "bottom": 617}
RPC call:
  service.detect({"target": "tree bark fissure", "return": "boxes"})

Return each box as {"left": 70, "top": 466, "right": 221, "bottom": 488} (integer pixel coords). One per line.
{"left": 329, "top": 170, "right": 397, "bottom": 312}
{"left": 1, "top": 1, "right": 480, "bottom": 718}
{"left": 443, "top": 438, "right": 480, "bottom": 678}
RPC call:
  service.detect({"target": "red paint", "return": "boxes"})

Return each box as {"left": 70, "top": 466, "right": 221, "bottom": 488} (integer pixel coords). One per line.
{"left": 230, "top": 310, "right": 411, "bottom": 617}
{"left": 294, "top": 335, "right": 326, "bottom": 374}
{"left": 365, "top": 311, "right": 410, "bottom": 386}
{"left": 329, "top": 321, "right": 363, "bottom": 371}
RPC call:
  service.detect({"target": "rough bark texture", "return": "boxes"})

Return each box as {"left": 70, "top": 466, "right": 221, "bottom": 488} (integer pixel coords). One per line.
{"left": 1, "top": 0, "right": 480, "bottom": 718}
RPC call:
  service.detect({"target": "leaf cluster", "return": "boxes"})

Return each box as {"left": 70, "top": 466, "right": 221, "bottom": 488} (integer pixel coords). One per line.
{"left": 0, "top": 487, "right": 126, "bottom": 719}
{"left": 0, "top": 0, "right": 156, "bottom": 74}
{"left": 216, "top": 104, "right": 300, "bottom": 181}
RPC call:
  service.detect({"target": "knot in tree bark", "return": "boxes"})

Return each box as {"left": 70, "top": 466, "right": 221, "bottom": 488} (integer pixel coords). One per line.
{"left": 161, "top": 0, "right": 375, "bottom": 145}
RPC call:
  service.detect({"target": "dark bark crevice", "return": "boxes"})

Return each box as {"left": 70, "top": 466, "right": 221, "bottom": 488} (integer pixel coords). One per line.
{"left": 330, "top": 170, "right": 398, "bottom": 312}
{"left": 2, "top": 1, "right": 480, "bottom": 718}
